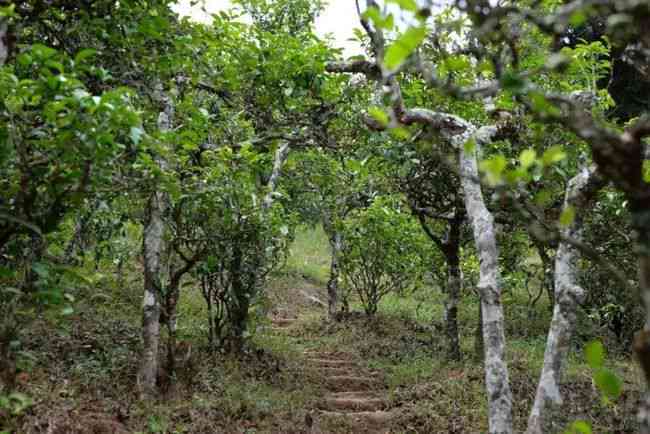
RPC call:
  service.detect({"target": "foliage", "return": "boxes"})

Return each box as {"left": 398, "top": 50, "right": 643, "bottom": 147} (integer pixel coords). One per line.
{"left": 195, "top": 146, "right": 296, "bottom": 350}
{"left": 339, "top": 196, "right": 430, "bottom": 316}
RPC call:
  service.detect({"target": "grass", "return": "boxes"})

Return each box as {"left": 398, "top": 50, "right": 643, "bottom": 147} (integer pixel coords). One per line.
{"left": 6, "top": 225, "right": 643, "bottom": 433}
{"left": 284, "top": 225, "right": 332, "bottom": 284}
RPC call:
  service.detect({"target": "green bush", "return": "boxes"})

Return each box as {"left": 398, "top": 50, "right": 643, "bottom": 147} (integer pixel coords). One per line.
{"left": 339, "top": 196, "right": 429, "bottom": 316}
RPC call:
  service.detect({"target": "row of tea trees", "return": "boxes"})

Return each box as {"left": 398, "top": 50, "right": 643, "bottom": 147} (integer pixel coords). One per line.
{"left": 0, "top": 0, "right": 340, "bottom": 412}
{"left": 0, "top": 0, "right": 648, "bottom": 433}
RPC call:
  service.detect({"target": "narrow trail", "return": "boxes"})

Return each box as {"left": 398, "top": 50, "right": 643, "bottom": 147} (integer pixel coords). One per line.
{"left": 270, "top": 315, "right": 398, "bottom": 434}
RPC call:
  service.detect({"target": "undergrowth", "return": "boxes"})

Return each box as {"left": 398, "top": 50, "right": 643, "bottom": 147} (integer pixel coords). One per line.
{"left": 4, "top": 226, "right": 642, "bottom": 433}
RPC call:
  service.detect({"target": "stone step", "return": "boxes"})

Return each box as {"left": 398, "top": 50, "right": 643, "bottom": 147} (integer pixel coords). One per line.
{"left": 306, "top": 358, "right": 356, "bottom": 368}
{"left": 329, "top": 391, "right": 383, "bottom": 399}
{"left": 318, "top": 396, "right": 387, "bottom": 412}
{"left": 271, "top": 317, "right": 297, "bottom": 327}
{"left": 325, "top": 375, "right": 381, "bottom": 392}
{"left": 318, "top": 410, "right": 395, "bottom": 425}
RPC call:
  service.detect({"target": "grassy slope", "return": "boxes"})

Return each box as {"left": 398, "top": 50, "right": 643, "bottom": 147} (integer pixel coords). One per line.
{"left": 7, "top": 226, "right": 642, "bottom": 433}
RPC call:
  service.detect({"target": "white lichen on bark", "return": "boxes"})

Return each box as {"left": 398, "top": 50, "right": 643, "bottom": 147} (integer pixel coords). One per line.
{"left": 138, "top": 92, "right": 173, "bottom": 396}
{"left": 460, "top": 125, "right": 513, "bottom": 434}
{"left": 262, "top": 142, "right": 290, "bottom": 211}
{"left": 0, "top": 18, "right": 7, "bottom": 67}
{"left": 526, "top": 166, "right": 604, "bottom": 434}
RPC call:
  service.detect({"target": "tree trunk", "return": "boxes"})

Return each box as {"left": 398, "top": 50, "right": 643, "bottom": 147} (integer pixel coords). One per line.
{"left": 526, "top": 166, "right": 604, "bottom": 434}
{"left": 139, "top": 190, "right": 167, "bottom": 396}
{"left": 532, "top": 239, "right": 555, "bottom": 308}
{"left": 262, "top": 142, "right": 290, "bottom": 211}
{"left": 164, "top": 277, "right": 181, "bottom": 380}
{"left": 323, "top": 213, "right": 342, "bottom": 320}
{"left": 443, "top": 217, "right": 462, "bottom": 361}
{"left": 633, "top": 207, "right": 650, "bottom": 432}
{"left": 460, "top": 128, "right": 513, "bottom": 434}
{"left": 229, "top": 244, "right": 248, "bottom": 351}
{"left": 474, "top": 301, "right": 484, "bottom": 362}
{"left": 138, "top": 95, "right": 173, "bottom": 397}
{"left": 0, "top": 17, "right": 8, "bottom": 67}
{"left": 327, "top": 231, "right": 342, "bottom": 319}
{"left": 64, "top": 206, "right": 94, "bottom": 264}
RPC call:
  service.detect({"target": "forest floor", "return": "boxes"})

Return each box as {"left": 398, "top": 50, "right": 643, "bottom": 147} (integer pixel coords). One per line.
{"left": 5, "top": 227, "right": 644, "bottom": 433}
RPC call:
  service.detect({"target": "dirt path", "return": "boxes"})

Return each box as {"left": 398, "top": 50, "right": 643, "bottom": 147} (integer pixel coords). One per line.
{"left": 270, "top": 316, "right": 397, "bottom": 434}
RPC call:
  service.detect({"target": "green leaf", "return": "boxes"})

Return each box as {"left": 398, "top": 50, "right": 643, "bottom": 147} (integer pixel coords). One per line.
{"left": 464, "top": 138, "right": 476, "bottom": 154}
{"left": 530, "top": 92, "right": 561, "bottom": 117}
{"left": 384, "top": 26, "right": 426, "bottom": 71}
{"left": 61, "top": 306, "right": 74, "bottom": 316}
{"left": 569, "top": 10, "right": 587, "bottom": 27}
{"left": 585, "top": 340, "right": 605, "bottom": 369}
{"left": 479, "top": 155, "right": 508, "bottom": 185}
{"left": 74, "top": 48, "right": 97, "bottom": 64}
{"left": 565, "top": 420, "right": 592, "bottom": 434}
{"left": 594, "top": 369, "right": 622, "bottom": 399}
{"left": 643, "top": 160, "right": 650, "bottom": 183}
{"left": 500, "top": 72, "right": 525, "bottom": 92}
{"left": 542, "top": 145, "right": 567, "bottom": 166}
{"left": 390, "top": 126, "right": 411, "bottom": 140}
{"left": 45, "top": 60, "right": 64, "bottom": 74}
{"left": 387, "top": 0, "right": 418, "bottom": 12}
{"left": 368, "top": 107, "right": 389, "bottom": 127}
{"left": 130, "top": 126, "right": 144, "bottom": 145}
{"left": 362, "top": 6, "right": 393, "bottom": 30}
{"left": 519, "top": 149, "right": 537, "bottom": 169}
{"left": 559, "top": 206, "right": 576, "bottom": 227}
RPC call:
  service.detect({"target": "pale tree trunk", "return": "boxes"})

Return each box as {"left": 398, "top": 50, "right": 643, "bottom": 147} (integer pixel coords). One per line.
{"left": 262, "top": 142, "right": 290, "bottom": 212}
{"left": 138, "top": 95, "right": 173, "bottom": 396}
{"left": 526, "top": 166, "right": 604, "bottom": 434}
{"left": 460, "top": 127, "right": 513, "bottom": 434}
{"left": 322, "top": 212, "right": 342, "bottom": 319}
{"left": 0, "top": 17, "right": 8, "bottom": 66}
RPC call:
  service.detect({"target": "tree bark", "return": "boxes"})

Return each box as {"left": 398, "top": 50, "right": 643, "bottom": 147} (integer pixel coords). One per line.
{"left": 262, "top": 142, "right": 290, "bottom": 211}
{"left": 633, "top": 209, "right": 650, "bottom": 433}
{"left": 64, "top": 206, "right": 94, "bottom": 264}
{"left": 322, "top": 212, "right": 342, "bottom": 319}
{"left": 442, "top": 215, "right": 463, "bottom": 361}
{"left": 475, "top": 301, "right": 484, "bottom": 362}
{"left": 531, "top": 238, "right": 555, "bottom": 308}
{"left": 461, "top": 127, "right": 513, "bottom": 434}
{"left": 327, "top": 231, "right": 341, "bottom": 319}
{"left": 0, "top": 17, "right": 8, "bottom": 67}
{"left": 138, "top": 96, "right": 173, "bottom": 397}
{"left": 526, "top": 166, "right": 605, "bottom": 434}
{"left": 139, "top": 190, "right": 167, "bottom": 396}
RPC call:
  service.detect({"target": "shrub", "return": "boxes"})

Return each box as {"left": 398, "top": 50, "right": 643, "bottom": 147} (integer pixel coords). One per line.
{"left": 339, "top": 196, "right": 429, "bottom": 316}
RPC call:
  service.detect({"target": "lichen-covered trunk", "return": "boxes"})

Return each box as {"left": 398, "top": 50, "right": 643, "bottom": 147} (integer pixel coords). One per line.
{"left": 323, "top": 213, "right": 342, "bottom": 319}
{"left": 526, "top": 166, "right": 604, "bottom": 434}
{"left": 139, "top": 190, "right": 167, "bottom": 396}
{"left": 0, "top": 18, "right": 8, "bottom": 66}
{"left": 532, "top": 239, "right": 555, "bottom": 308}
{"left": 460, "top": 136, "right": 513, "bottom": 434}
{"left": 138, "top": 98, "right": 172, "bottom": 396}
{"left": 262, "top": 142, "right": 290, "bottom": 212}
